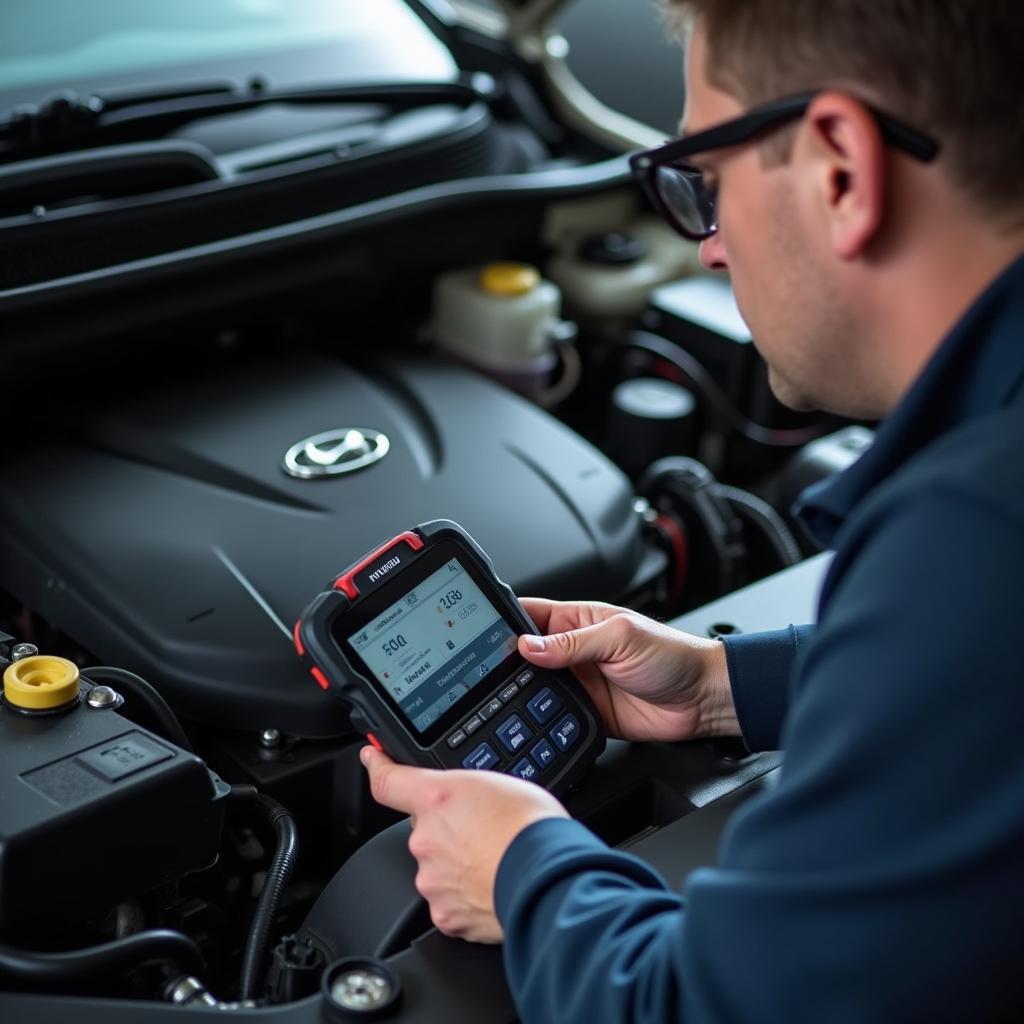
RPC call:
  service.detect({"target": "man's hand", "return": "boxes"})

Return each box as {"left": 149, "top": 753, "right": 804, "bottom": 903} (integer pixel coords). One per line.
{"left": 360, "top": 745, "right": 569, "bottom": 943}
{"left": 518, "top": 598, "right": 739, "bottom": 742}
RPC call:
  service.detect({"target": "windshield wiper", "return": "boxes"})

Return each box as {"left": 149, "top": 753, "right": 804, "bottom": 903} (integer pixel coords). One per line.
{"left": 0, "top": 76, "right": 494, "bottom": 161}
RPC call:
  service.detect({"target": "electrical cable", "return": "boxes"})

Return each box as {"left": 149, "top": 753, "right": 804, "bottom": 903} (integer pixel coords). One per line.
{"left": 82, "top": 665, "right": 193, "bottom": 752}
{"left": 0, "top": 930, "right": 204, "bottom": 986}
{"left": 622, "top": 330, "right": 827, "bottom": 447}
{"left": 232, "top": 788, "right": 300, "bottom": 1002}
{"left": 716, "top": 485, "right": 802, "bottom": 567}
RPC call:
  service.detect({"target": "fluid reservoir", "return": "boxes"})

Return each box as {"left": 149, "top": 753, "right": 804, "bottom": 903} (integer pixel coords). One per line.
{"left": 547, "top": 215, "right": 698, "bottom": 320}
{"left": 432, "top": 262, "right": 575, "bottom": 398}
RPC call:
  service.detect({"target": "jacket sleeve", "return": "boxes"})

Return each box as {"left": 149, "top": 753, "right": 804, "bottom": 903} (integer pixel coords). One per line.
{"left": 496, "top": 486, "right": 1024, "bottom": 1023}
{"left": 722, "top": 623, "right": 814, "bottom": 751}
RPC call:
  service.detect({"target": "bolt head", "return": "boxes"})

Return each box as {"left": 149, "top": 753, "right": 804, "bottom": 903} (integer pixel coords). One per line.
{"left": 259, "top": 728, "right": 282, "bottom": 749}
{"left": 86, "top": 685, "right": 121, "bottom": 709}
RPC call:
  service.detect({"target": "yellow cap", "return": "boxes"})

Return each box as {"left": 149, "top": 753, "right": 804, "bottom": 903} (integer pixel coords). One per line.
{"left": 479, "top": 262, "right": 540, "bottom": 297}
{"left": 4, "top": 656, "right": 80, "bottom": 710}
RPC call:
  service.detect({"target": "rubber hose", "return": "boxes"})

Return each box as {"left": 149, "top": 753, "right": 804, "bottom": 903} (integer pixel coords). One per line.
{"left": 0, "top": 929, "right": 203, "bottom": 986}
{"left": 716, "top": 485, "right": 803, "bottom": 567}
{"left": 238, "top": 794, "right": 299, "bottom": 1001}
{"left": 639, "top": 457, "right": 747, "bottom": 595}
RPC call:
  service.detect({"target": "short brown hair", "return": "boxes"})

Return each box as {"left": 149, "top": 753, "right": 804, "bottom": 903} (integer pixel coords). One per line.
{"left": 664, "top": 0, "right": 1024, "bottom": 220}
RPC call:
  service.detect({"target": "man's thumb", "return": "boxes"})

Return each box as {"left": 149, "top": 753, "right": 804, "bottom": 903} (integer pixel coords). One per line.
{"left": 518, "top": 620, "right": 619, "bottom": 668}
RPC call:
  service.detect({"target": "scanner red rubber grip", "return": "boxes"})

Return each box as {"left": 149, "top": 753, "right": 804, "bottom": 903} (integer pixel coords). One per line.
{"left": 333, "top": 531, "right": 424, "bottom": 599}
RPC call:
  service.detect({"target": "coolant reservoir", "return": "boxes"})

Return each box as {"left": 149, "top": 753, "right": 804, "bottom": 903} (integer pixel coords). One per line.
{"left": 547, "top": 215, "right": 698, "bottom": 320}
{"left": 432, "top": 262, "right": 572, "bottom": 396}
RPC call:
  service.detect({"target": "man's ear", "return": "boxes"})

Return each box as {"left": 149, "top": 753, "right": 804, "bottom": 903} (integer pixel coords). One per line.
{"left": 802, "top": 91, "right": 887, "bottom": 260}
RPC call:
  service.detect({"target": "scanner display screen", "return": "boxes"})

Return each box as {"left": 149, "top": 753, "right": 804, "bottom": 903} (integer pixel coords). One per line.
{"left": 347, "top": 558, "right": 517, "bottom": 734}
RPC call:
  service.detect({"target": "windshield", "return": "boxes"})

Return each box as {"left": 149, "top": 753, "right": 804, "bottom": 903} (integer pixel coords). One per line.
{"left": 0, "top": 0, "right": 456, "bottom": 96}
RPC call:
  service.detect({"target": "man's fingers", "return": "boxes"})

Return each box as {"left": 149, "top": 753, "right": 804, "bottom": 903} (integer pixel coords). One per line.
{"left": 519, "top": 597, "right": 555, "bottom": 633}
{"left": 360, "top": 745, "right": 430, "bottom": 815}
{"left": 520, "top": 598, "right": 622, "bottom": 638}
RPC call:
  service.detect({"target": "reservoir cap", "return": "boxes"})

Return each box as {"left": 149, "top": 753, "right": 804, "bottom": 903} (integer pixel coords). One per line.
{"left": 3, "top": 655, "right": 80, "bottom": 710}
{"left": 480, "top": 262, "right": 540, "bottom": 297}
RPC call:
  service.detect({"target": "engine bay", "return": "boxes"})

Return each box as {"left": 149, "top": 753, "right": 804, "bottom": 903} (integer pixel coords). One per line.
{"left": 0, "top": 2, "right": 865, "bottom": 1019}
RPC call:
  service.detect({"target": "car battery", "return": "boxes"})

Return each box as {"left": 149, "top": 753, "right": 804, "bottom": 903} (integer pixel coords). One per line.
{"left": 0, "top": 648, "right": 227, "bottom": 936}
{"left": 644, "top": 275, "right": 802, "bottom": 430}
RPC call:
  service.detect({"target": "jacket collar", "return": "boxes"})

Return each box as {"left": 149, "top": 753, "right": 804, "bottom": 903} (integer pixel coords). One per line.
{"left": 795, "top": 252, "right": 1024, "bottom": 547}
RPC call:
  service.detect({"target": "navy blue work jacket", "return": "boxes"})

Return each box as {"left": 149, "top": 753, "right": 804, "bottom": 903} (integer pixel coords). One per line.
{"left": 495, "top": 253, "right": 1024, "bottom": 1023}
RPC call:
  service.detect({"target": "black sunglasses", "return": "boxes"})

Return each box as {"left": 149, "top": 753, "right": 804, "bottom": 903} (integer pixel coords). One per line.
{"left": 629, "top": 91, "right": 940, "bottom": 241}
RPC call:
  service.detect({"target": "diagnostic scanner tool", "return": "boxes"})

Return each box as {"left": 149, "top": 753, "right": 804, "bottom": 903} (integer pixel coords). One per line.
{"left": 295, "top": 520, "right": 605, "bottom": 794}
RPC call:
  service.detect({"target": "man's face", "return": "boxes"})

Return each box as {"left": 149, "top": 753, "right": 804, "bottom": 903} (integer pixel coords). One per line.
{"left": 681, "top": 23, "right": 864, "bottom": 415}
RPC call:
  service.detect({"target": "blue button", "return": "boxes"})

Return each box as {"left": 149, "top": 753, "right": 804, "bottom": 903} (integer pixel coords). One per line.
{"left": 510, "top": 758, "right": 540, "bottom": 782}
{"left": 496, "top": 714, "right": 533, "bottom": 754}
{"left": 530, "top": 738, "right": 556, "bottom": 769}
{"left": 526, "top": 686, "right": 562, "bottom": 726}
{"left": 462, "top": 742, "right": 500, "bottom": 771}
{"left": 550, "top": 714, "right": 581, "bottom": 752}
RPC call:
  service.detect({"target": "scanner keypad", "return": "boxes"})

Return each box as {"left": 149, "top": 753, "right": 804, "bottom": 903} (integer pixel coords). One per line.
{"left": 446, "top": 667, "right": 584, "bottom": 780}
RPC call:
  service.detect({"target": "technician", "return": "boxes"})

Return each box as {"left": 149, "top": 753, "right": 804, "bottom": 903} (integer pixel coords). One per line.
{"left": 362, "top": 1, "right": 1024, "bottom": 1019}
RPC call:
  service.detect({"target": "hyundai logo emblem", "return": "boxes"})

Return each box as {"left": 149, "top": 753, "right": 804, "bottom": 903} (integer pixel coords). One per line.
{"left": 282, "top": 428, "right": 390, "bottom": 479}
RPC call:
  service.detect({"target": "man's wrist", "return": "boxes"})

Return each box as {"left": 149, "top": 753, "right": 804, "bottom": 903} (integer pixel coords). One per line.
{"left": 694, "top": 639, "right": 741, "bottom": 738}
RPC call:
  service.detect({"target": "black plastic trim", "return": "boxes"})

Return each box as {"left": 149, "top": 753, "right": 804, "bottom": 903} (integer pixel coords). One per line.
{"left": 0, "top": 156, "right": 629, "bottom": 311}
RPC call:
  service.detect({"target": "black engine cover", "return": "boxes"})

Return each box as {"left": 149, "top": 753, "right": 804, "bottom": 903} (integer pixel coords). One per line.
{"left": 0, "top": 355, "right": 641, "bottom": 736}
